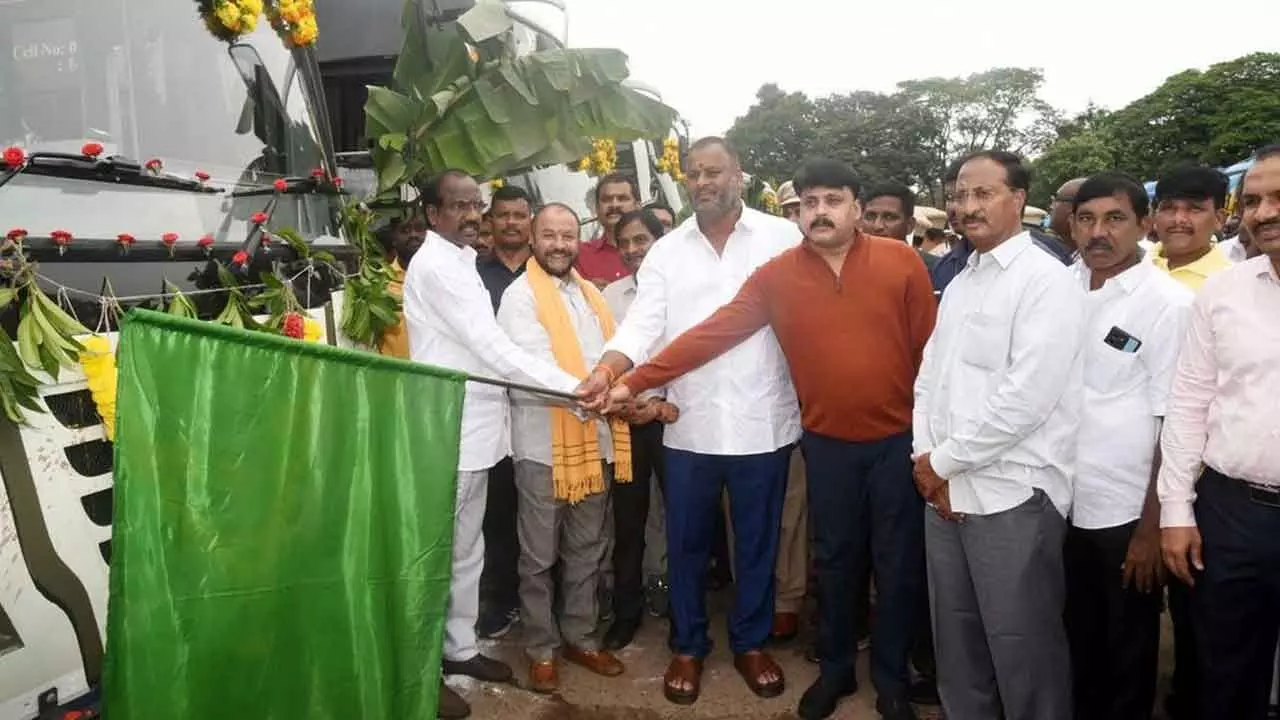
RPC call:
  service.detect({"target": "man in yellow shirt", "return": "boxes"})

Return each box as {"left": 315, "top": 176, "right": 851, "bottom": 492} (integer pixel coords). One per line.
{"left": 1150, "top": 165, "right": 1233, "bottom": 291}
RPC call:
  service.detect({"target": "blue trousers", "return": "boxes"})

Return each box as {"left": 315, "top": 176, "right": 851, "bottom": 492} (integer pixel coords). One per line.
{"left": 803, "top": 430, "right": 923, "bottom": 699}
{"left": 664, "top": 445, "right": 791, "bottom": 657}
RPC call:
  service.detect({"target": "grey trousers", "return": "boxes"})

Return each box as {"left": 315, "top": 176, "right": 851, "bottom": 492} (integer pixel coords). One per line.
{"left": 516, "top": 459, "right": 610, "bottom": 660}
{"left": 926, "top": 489, "right": 1072, "bottom": 720}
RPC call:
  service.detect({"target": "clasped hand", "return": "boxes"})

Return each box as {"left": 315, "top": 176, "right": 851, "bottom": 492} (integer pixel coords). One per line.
{"left": 575, "top": 368, "right": 678, "bottom": 425}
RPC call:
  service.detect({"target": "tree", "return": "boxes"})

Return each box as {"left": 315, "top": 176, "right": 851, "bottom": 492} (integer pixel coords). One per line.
{"left": 1029, "top": 131, "right": 1118, "bottom": 207}
{"left": 897, "top": 67, "right": 1060, "bottom": 186}
{"left": 813, "top": 91, "right": 941, "bottom": 195}
{"left": 1066, "top": 53, "right": 1280, "bottom": 181}
{"left": 724, "top": 84, "right": 820, "bottom": 183}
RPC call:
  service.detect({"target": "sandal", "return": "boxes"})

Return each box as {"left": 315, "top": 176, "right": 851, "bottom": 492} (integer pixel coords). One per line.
{"left": 663, "top": 655, "right": 703, "bottom": 705}
{"left": 734, "top": 650, "right": 785, "bottom": 698}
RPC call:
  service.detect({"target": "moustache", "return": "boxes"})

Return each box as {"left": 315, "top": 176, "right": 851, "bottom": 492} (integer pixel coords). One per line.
{"left": 961, "top": 213, "right": 985, "bottom": 225}
{"left": 1085, "top": 238, "right": 1113, "bottom": 252}
{"left": 809, "top": 218, "right": 835, "bottom": 230}
{"left": 460, "top": 221, "right": 482, "bottom": 233}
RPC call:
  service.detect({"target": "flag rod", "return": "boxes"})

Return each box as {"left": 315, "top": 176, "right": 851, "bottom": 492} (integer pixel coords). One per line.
{"left": 464, "top": 373, "right": 582, "bottom": 402}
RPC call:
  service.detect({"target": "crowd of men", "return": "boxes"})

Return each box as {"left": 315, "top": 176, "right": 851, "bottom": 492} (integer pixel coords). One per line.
{"left": 381, "top": 136, "right": 1280, "bottom": 720}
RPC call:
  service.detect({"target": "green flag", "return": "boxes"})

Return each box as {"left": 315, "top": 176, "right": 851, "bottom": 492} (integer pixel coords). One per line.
{"left": 103, "top": 310, "right": 465, "bottom": 719}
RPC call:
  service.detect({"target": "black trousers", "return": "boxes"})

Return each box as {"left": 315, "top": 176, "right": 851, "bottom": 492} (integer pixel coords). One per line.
{"left": 1064, "top": 520, "right": 1162, "bottom": 720}
{"left": 1193, "top": 468, "right": 1280, "bottom": 720}
{"left": 479, "top": 457, "right": 518, "bottom": 612}
{"left": 610, "top": 421, "right": 665, "bottom": 623}
{"left": 1168, "top": 576, "right": 1198, "bottom": 720}
{"left": 804, "top": 430, "right": 923, "bottom": 699}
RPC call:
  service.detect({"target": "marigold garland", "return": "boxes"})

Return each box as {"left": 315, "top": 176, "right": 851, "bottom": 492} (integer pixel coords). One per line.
{"left": 576, "top": 138, "right": 617, "bottom": 177}
{"left": 197, "top": 0, "right": 317, "bottom": 48}
{"left": 654, "top": 136, "right": 685, "bottom": 183}
{"left": 79, "top": 336, "right": 117, "bottom": 441}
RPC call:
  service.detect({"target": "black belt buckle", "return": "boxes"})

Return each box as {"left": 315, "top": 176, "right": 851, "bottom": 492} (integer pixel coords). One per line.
{"left": 1246, "top": 483, "right": 1280, "bottom": 508}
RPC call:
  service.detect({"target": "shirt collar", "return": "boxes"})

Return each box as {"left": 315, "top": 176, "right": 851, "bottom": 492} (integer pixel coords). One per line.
{"left": 430, "top": 230, "right": 476, "bottom": 261}
{"left": 967, "top": 230, "right": 1032, "bottom": 270}
{"left": 1152, "top": 243, "right": 1229, "bottom": 278}
{"left": 1075, "top": 257, "right": 1152, "bottom": 294}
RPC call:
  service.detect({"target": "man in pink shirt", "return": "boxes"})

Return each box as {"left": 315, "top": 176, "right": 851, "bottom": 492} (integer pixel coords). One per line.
{"left": 1159, "top": 144, "right": 1280, "bottom": 720}
{"left": 576, "top": 173, "right": 640, "bottom": 288}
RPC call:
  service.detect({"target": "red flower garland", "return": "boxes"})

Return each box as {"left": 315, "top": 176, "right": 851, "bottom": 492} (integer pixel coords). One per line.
{"left": 50, "top": 229, "right": 73, "bottom": 254}
{"left": 117, "top": 233, "right": 136, "bottom": 250}
{"left": 273, "top": 178, "right": 288, "bottom": 192}
{"left": 198, "top": 234, "right": 215, "bottom": 254}
{"left": 195, "top": 170, "right": 210, "bottom": 182}
{"left": 6, "top": 228, "right": 28, "bottom": 241}
{"left": 81, "top": 142, "right": 104, "bottom": 159}
{"left": 145, "top": 158, "right": 163, "bottom": 173}
{"left": 231, "top": 250, "right": 249, "bottom": 266}
{"left": 251, "top": 212, "right": 269, "bottom": 225}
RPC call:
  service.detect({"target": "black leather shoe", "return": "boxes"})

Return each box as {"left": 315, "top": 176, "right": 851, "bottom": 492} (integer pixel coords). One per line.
{"left": 602, "top": 616, "right": 641, "bottom": 651}
{"left": 907, "top": 675, "right": 940, "bottom": 705}
{"left": 798, "top": 675, "right": 857, "bottom": 719}
{"left": 441, "top": 653, "right": 513, "bottom": 683}
{"left": 876, "top": 694, "right": 918, "bottom": 720}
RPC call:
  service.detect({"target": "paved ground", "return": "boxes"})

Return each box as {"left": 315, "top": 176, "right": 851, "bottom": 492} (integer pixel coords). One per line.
{"left": 450, "top": 590, "right": 1185, "bottom": 720}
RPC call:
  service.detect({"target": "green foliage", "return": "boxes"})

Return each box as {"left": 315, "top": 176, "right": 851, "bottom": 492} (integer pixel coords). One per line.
{"left": 365, "top": 0, "right": 676, "bottom": 195}
{"left": 725, "top": 67, "right": 1059, "bottom": 206}
{"left": 1033, "top": 52, "right": 1280, "bottom": 197}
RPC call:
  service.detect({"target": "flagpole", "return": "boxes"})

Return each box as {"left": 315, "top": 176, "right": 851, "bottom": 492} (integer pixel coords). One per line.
{"left": 464, "top": 373, "right": 582, "bottom": 402}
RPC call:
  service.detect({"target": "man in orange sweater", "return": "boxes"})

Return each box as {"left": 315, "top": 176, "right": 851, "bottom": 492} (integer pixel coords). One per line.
{"left": 587, "top": 159, "right": 936, "bottom": 720}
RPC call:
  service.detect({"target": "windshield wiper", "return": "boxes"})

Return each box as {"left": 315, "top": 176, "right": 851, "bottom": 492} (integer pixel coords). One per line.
{"left": 0, "top": 151, "right": 219, "bottom": 194}
{"left": 228, "top": 173, "right": 345, "bottom": 198}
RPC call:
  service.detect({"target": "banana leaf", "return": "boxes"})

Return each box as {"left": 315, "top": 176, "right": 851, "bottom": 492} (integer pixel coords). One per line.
{"left": 365, "top": 0, "right": 677, "bottom": 189}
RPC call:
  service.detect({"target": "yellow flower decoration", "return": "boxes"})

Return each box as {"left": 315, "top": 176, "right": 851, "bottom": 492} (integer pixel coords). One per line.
{"left": 79, "top": 335, "right": 118, "bottom": 441}
{"left": 574, "top": 138, "right": 617, "bottom": 178}
{"left": 267, "top": 0, "right": 319, "bottom": 48}
{"left": 489, "top": 178, "right": 506, "bottom": 190}
{"left": 654, "top": 136, "right": 685, "bottom": 183}
{"left": 303, "top": 318, "right": 323, "bottom": 342}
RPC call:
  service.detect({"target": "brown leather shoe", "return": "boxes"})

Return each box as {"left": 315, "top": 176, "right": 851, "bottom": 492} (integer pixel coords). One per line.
{"left": 562, "top": 646, "right": 625, "bottom": 677}
{"left": 770, "top": 612, "right": 799, "bottom": 642}
{"left": 528, "top": 659, "right": 558, "bottom": 694}
{"left": 437, "top": 680, "right": 471, "bottom": 719}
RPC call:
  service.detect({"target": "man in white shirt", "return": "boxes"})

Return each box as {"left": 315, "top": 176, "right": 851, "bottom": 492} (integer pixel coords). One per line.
{"left": 600, "top": 207, "right": 679, "bottom": 649}
{"left": 582, "top": 137, "right": 802, "bottom": 705}
{"left": 401, "top": 171, "right": 583, "bottom": 719}
{"left": 1159, "top": 145, "right": 1280, "bottom": 720}
{"left": 496, "top": 202, "right": 632, "bottom": 692}
{"left": 1063, "top": 172, "right": 1192, "bottom": 720}
{"left": 912, "top": 150, "right": 1084, "bottom": 720}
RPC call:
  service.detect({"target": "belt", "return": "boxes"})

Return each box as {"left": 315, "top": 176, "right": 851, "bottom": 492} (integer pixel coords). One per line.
{"left": 1210, "top": 467, "right": 1280, "bottom": 508}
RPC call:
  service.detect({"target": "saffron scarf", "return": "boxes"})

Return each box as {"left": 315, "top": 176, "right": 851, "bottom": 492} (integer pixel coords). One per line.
{"left": 525, "top": 258, "right": 632, "bottom": 503}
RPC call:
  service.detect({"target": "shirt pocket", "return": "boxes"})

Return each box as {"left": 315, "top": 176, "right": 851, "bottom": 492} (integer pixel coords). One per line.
{"left": 959, "top": 312, "right": 1009, "bottom": 370}
{"left": 1086, "top": 342, "right": 1141, "bottom": 394}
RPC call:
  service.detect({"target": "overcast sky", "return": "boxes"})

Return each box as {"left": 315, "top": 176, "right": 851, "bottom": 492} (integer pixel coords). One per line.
{"left": 559, "top": 0, "right": 1278, "bottom": 138}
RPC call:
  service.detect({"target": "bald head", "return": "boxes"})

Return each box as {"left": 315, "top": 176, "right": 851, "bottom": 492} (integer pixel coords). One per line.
{"left": 1051, "top": 177, "right": 1088, "bottom": 244}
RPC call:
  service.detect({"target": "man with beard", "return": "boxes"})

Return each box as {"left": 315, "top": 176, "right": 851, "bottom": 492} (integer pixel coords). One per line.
{"left": 402, "top": 171, "right": 585, "bottom": 719}
{"left": 496, "top": 202, "right": 635, "bottom": 693}
{"left": 1150, "top": 165, "right": 1233, "bottom": 291}
{"left": 474, "top": 184, "right": 535, "bottom": 641}
{"left": 591, "top": 159, "right": 936, "bottom": 720}
{"left": 1160, "top": 145, "right": 1280, "bottom": 720}
{"left": 580, "top": 137, "right": 802, "bottom": 706}
{"left": 913, "top": 151, "right": 1083, "bottom": 720}
{"left": 376, "top": 210, "right": 427, "bottom": 360}
{"left": 1065, "top": 172, "right": 1191, "bottom": 720}
{"left": 577, "top": 172, "right": 641, "bottom": 287}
